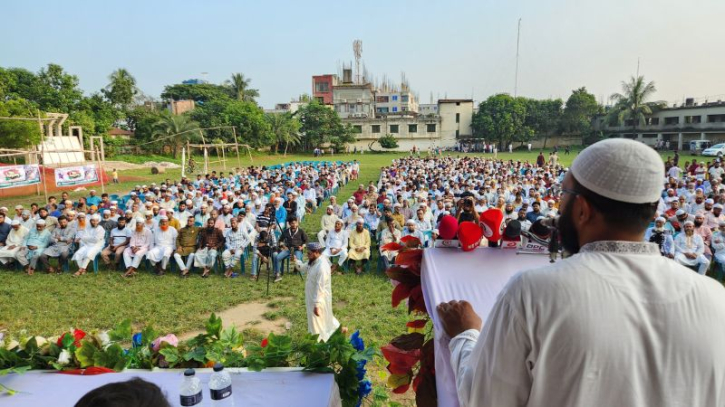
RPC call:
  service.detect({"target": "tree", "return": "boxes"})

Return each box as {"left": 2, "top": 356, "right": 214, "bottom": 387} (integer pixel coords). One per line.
{"left": 608, "top": 75, "right": 665, "bottom": 135}
{"left": 225, "top": 73, "right": 259, "bottom": 102}
{"left": 35, "top": 63, "right": 84, "bottom": 113}
{"left": 472, "top": 94, "right": 527, "bottom": 150}
{"left": 523, "top": 98, "right": 563, "bottom": 148}
{"left": 561, "top": 87, "right": 600, "bottom": 136}
{"left": 0, "top": 99, "right": 43, "bottom": 148}
{"left": 190, "top": 99, "right": 271, "bottom": 148}
{"left": 104, "top": 68, "right": 138, "bottom": 109}
{"left": 378, "top": 134, "right": 399, "bottom": 149}
{"left": 266, "top": 112, "right": 300, "bottom": 154}
{"left": 152, "top": 113, "right": 200, "bottom": 159}
{"left": 161, "top": 83, "right": 230, "bottom": 104}
{"left": 297, "top": 102, "right": 354, "bottom": 152}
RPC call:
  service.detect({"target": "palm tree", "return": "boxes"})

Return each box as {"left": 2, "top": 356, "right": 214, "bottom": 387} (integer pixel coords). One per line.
{"left": 608, "top": 76, "right": 665, "bottom": 137}
{"left": 152, "top": 113, "right": 200, "bottom": 159}
{"left": 266, "top": 112, "right": 300, "bottom": 155}
{"left": 105, "top": 68, "right": 138, "bottom": 109}
{"left": 226, "top": 73, "right": 260, "bottom": 102}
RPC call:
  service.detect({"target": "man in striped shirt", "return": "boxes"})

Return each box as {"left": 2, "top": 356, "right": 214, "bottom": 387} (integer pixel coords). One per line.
{"left": 222, "top": 218, "right": 251, "bottom": 278}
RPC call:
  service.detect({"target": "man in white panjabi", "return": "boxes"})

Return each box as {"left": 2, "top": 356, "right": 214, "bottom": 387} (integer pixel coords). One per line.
{"left": 438, "top": 139, "right": 725, "bottom": 407}
{"left": 71, "top": 214, "right": 105, "bottom": 277}
{"left": 295, "top": 242, "right": 340, "bottom": 342}
{"left": 123, "top": 218, "right": 153, "bottom": 277}
{"left": 322, "top": 219, "right": 348, "bottom": 272}
{"left": 146, "top": 216, "right": 178, "bottom": 275}
{"left": 673, "top": 220, "right": 710, "bottom": 275}
{"left": 0, "top": 220, "right": 28, "bottom": 264}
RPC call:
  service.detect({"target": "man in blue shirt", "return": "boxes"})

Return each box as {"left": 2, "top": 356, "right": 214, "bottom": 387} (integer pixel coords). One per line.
{"left": 86, "top": 190, "right": 101, "bottom": 207}
{"left": 0, "top": 213, "right": 10, "bottom": 245}
{"left": 526, "top": 201, "right": 544, "bottom": 224}
{"left": 18, "top": 219, "right": 51, "bottom": 275}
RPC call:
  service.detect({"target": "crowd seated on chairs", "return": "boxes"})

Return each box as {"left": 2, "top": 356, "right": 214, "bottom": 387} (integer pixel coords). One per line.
{"left": 0, "top": 161, "right": 356, "bottom": 281}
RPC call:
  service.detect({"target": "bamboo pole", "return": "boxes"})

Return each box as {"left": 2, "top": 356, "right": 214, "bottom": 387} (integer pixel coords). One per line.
{"left": 232, "top": 126, "right": 242, "bottom": 168}
{"left": 37, "top": 111, "right": 44, "bottom": 198}
{"left": 96, "top": 146, "right": 106, "bottom": 194}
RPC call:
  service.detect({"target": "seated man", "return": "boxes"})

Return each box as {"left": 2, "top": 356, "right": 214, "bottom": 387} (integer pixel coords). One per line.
{"left": 101, "top": 217, "right": 131, "bottom": 268}
{"left": 712, "top": 221, "right": 725, "bottom": 281}
{"left": 674, "top": 220, "right": 710, "bottom": 275}
{"left": 380, "top": 217, "right": 402, "bottom": 270}
{"left": 123, "top": 218, "right": 153, "bottom": 277}
{"left": 0, "top": 220, "right": 29, "bottom": 266}
{"left": 174, "top": 216, "right": 200, "bottom": 277}
{"left": 317, "top": 206, "right": 340, "bottom": 247}
{"left": 348, "top": 218, "right": 371, "bottom": 275}
{"left": 322, "top": 219, "right": 348, "bottom": 273}
{"left": 17, "top": 219, "right": 51, "bottom": 275}
{"left": 273, "top": 217, "right": 308, "bottom": 282}
{"left": 146, "top": 216, "right": 178, "bottom": 276}
{"left": 194, "top": 217, "right": 225, "bottom": 278}
{"left": 39, "top": 215, "right": 75, "bottom": 273}
{"left": 402, "top": 219, "right": 425, "bottom": 247}
{"left": 644, "top": 216, "right": 675, "bottom": 258}
{"left": 222, "top": 218, "right": 251, "bottom": 278}
{"left": 71, "top": 214, "right": 105, "bottom": 277}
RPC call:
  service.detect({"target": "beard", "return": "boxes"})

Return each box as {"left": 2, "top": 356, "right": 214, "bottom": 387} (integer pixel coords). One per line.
{"left": 557, "top": 197, "right": 580, "bottom": 254}
{"left": 694, "top": 220, "right": 703, "bottom": 227}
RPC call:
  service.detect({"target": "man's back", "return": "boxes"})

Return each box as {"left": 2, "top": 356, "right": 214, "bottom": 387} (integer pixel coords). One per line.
{"left": 466, "top": 242, "right": 725, "bottom": 407}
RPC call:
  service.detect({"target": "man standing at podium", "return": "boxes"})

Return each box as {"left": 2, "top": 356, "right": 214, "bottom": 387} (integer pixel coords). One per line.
{"left": 438, "top": 139, "right": 725, "bottom": 407}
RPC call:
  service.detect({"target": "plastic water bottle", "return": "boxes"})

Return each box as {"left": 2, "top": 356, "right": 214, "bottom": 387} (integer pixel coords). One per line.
{"left": 209, "top": 362, "right": 234, "bottom": 406}
{"left": 180, "top": 368, "right": 203, "bottom": 406}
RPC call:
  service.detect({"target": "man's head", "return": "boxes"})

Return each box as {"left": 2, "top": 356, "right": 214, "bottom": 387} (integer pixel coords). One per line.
{"left": 206, "top": 218, "right": 215, "bottom": 229}
{"left": 694, "top": 214, "right": 705, "bottom": 227}
{"left": 289, "top": 217, "right": 298, "bottom": 230}
{"left": 230, "top": 218, "right": 238, "bottom": 230}
{"left": 306, "top": 242, "right": 323, "bottom": 261}
{"left": 356, "top": 219, "right": 365, "bottom": 232}
{"left": 334, "top": 219, "right": 343, "bottom": 232}
{"left": 684, "top": 221, "right": 695, "bottom": 236}
{"left": 58, "top": 215, "right": 68, "bottom": 228}
{"left": 654, "top": 217, "right": 666, "bottom": 231}
{"left": 35, "top": 219, "right": 46, "bottom": 231}
{"left": 326, "top": 206, "right": 333, "bottom": 215}
{"left": 117, "top": 216, "right": 126, "bottom": 229}
{"left": 557, "top": 139, "right": 664, "bottom": 254}
{"left": 90, "top": 214, "right": 101, "bottom": 228}
{"left": 159, "top": 217, "right": 169, "bottom": 231}
{"left": 406, "top": 219, "right": 416, "bottom": 231}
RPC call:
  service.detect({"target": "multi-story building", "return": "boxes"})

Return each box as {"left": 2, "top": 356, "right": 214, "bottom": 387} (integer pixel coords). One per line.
{"left": 312, "top": 74, "right": 338, "bottom": 105}
{"left": 346, "top": 114, "right": 442, "bottom": 151}
{"left": 439, "top": 99, "right": 474, "bottom": 140}
{"left": 375, "top": 91, "right": 419, "bottom": 114}
{"left": 332, "top": 83, "right": 376, "bottom": 119}
{"left": 264, "top": 101, "right": 308, "bottom": 114}
{"left": 592, "top": 99, "right": 725, "bottom": 150}
{"left": 419, "top": 104, "right": 439, "bottom": 117}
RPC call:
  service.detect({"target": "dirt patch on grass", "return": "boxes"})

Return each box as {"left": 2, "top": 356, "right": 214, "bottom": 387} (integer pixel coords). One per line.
{"left": 180, "top": 301, "right": 292, "bottom": 339}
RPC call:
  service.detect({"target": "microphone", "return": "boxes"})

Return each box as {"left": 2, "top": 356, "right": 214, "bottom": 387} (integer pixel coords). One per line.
{"left": 537, "top": 216, "right": 558, "bottom": 229}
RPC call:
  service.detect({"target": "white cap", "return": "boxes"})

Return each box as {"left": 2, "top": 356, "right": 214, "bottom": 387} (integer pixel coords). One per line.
{"left": 11, "top": 220, "right": 20, "bottom": 225}
{"left": 35, "top": 219, "right": 46, "bottom": 225}
{"left": 675, "top": 209, "right": 686, "bottom": 216}
{"left": 706, "top": 199, "right": 715, "bottom": 204}
{"left": 77, "top": 212, "right": 86, "bottom": 217}
{"left": 655, "top": 217, "right": 666, "bottom": 223}
{"left": 159, "top": 215, "right": 168, "bottom": 221}
{"left": 91, "top": 214, "right": 101, "bottom": 221}
{"left": 571, "top": 139, "right": 664, "bottom": 204}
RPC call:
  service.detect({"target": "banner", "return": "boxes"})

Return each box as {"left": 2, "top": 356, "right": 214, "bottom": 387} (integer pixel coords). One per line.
{"left": 55, "top": 165, "right": 99, "bottom": 187}
{"left": 0, "top": 165, "right": 41, "bottom": 189}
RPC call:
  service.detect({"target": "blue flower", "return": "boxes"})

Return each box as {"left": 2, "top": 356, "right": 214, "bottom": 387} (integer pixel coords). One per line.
{"left": 355, "top": 359, "right": 367, "bottom": 380}
{"left": 358, "top": 380, "right": 372, "bottom": 398}
{"left": 349, "top": 330, "right": 364, "bottom": 351}
{"left": 132, "top": 333, "right": 143, "bottom": 348}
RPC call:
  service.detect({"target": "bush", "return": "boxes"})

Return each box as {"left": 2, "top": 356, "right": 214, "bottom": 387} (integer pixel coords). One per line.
{"left": 378, "top": 134, "right": 399, "bottom": 149}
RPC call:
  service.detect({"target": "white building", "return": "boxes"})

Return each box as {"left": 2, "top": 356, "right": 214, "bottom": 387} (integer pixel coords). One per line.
{"left": 375, "top": 91, "right": 419, "bottom": 114}
{"left": 332, "top": 83, "right": 376, "bottom": 119}
{"left": 592, "top": 99, "right": 725, "bottom": 150}
{"left": 264, "top": 101, "right": 308, "bottom": 114}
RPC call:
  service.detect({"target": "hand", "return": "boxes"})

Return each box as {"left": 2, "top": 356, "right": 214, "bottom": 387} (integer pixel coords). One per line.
{"left": 686, "top": 253, "right": 697, "bottom": 259}
{"left": 437, "top": 300, "right": 483, "bottom": 338}
{"left": 230, "top": 249, "right": 235, "bottom": 255}
{"left": 314, "top": 306, "right": 321, "bottom": 317}
{"left": 7, "top": 245, "right": 15, "bottom": 250}
{"left": 28, "top": 246, "right": 36, "bottom": 250}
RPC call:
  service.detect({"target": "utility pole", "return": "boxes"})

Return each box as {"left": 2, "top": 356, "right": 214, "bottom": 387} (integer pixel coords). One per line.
{"left": 514, "top": 18, "right": 522, "bottom": 97}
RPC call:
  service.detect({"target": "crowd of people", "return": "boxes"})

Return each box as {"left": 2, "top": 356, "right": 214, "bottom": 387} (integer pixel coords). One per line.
{"left": 0, "top": 161, "right": 359, "bottom": 282}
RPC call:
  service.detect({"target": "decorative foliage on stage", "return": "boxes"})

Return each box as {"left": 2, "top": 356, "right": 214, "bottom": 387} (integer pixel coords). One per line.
{"left": 0, "top": 315, "right": 376, "bottom": 407}
{"left": 381, "top": 236, "right": 438, "bottom": 406}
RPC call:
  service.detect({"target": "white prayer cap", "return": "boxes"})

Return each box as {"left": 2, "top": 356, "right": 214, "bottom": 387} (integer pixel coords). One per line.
{"left": 159, "top": 215, "right": 168, "bottom": 221}
{"left": 406, "top": 219, "right": 416, "bottom": 225}
{"left": 91, "top": 214, "right": 101, "bottom": 221}
{"left": 675, "top": 209, "right": 686, "bottom": 216}
{"left": 706, "top": 199, "right": 715, "bottom": 204}
{"left": 36, "top": 219, "right": 46, "bottom": 225}
{"left": 571, "top": 139, "right": 664, "bottom": 204}
{"left": 11, "top": 220, "right": 20, "bottom": 225}
{"left": 684, "top": 220, "right": 694, "bottom": 226}
{"left": 655, "top": 217, "right": 666, "bottom": 223}
{"left": 15, "top": 205, "right": 23, "bottom": 210}
{"left": 103, "top": 210, "right": 111, "bottom": 215}
{"left": 0, "top": 207, "right": 7, "bottom": 211}
{"left": 125, "top": 209, "right": 133, "bottom": 214}
{"left": 135, "top": 217, "right": 144, "bottom": 223}
{"left": 67, "top": 210, "right": 76, "bottom": 216}
{"left": 77, "top": 212, "right": 86, "bottom": 217}
{"left": 715, "top": 204, "right": 724, "bottom": 209}
{"left": 186, "top": 200, "right": 192, "bottom": 205}
{"left": 356, "top": 218, "right": 365, "bottom": 224}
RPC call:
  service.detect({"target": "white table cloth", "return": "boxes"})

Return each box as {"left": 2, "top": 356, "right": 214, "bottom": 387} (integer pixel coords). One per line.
{"left": 0, "top": 367, "right": 341, "bottom": 407}
{"left": 421, "top": 247, "right": 549, "bottom": 407}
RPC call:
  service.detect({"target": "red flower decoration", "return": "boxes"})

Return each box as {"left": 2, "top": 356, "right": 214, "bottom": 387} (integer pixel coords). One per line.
{"left": 392, "top": 283, "right": 414, "bottom": 308}
{"left": 406, "top": 319, "right": 427, "bottom": 329}
{"left": 261, "top": 338, "right": 268, "bottom": 348}
{"left": 57, "top": 329, "right": 87, "bottom": 348}
{"left": 381, "top": 344, "right": 421, "bottom": 375}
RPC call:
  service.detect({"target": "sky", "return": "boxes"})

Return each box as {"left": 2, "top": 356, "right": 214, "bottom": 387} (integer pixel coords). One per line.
{"left": 2, "top": 0, "right": 725, "bottom": 109}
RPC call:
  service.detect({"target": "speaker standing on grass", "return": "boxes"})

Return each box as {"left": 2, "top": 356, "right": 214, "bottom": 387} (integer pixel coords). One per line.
{"left": 438, "top": 139, "right": 725, "bottom": 407}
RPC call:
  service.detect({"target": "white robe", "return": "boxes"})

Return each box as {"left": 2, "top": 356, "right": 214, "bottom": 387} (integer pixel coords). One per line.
{"left": 449, "top": 241, "right": 725, "bottom": 407}
{"left": 298, "top": 256, "right": 340, "bottom": 342}
{"left": 71, "top": 226, "right": 105, "bottom": 264}
{"left": 146, "top": 227, "right": 178, "bottom": 264}
{"left": 0, "top": 226, "right": 29, "bottom": 264}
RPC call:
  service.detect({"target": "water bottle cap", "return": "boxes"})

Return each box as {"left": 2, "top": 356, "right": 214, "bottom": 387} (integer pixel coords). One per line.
{"left": 213, "top": 362, "right": 224, "bottom": 372}
{"left": 184, "top": 368, "right": 195, "bottom": 376}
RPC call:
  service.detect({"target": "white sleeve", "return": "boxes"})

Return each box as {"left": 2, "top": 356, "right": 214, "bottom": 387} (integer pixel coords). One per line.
{"left": 449, "top": 329, "right": 481, "bottom": 407}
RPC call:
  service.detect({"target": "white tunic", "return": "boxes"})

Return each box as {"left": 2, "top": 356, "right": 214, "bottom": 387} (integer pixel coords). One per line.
{"left": 298, "top": 256, "right": 340, "bottom": 342}
{"left": 146, "top": 227, "right": 178, "bottom": 262}
{"left": 72, "top": 225, "right": 105, "bottom": 262}
{"left": 449, "top": 241, "right": 725, "bottom": 407}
